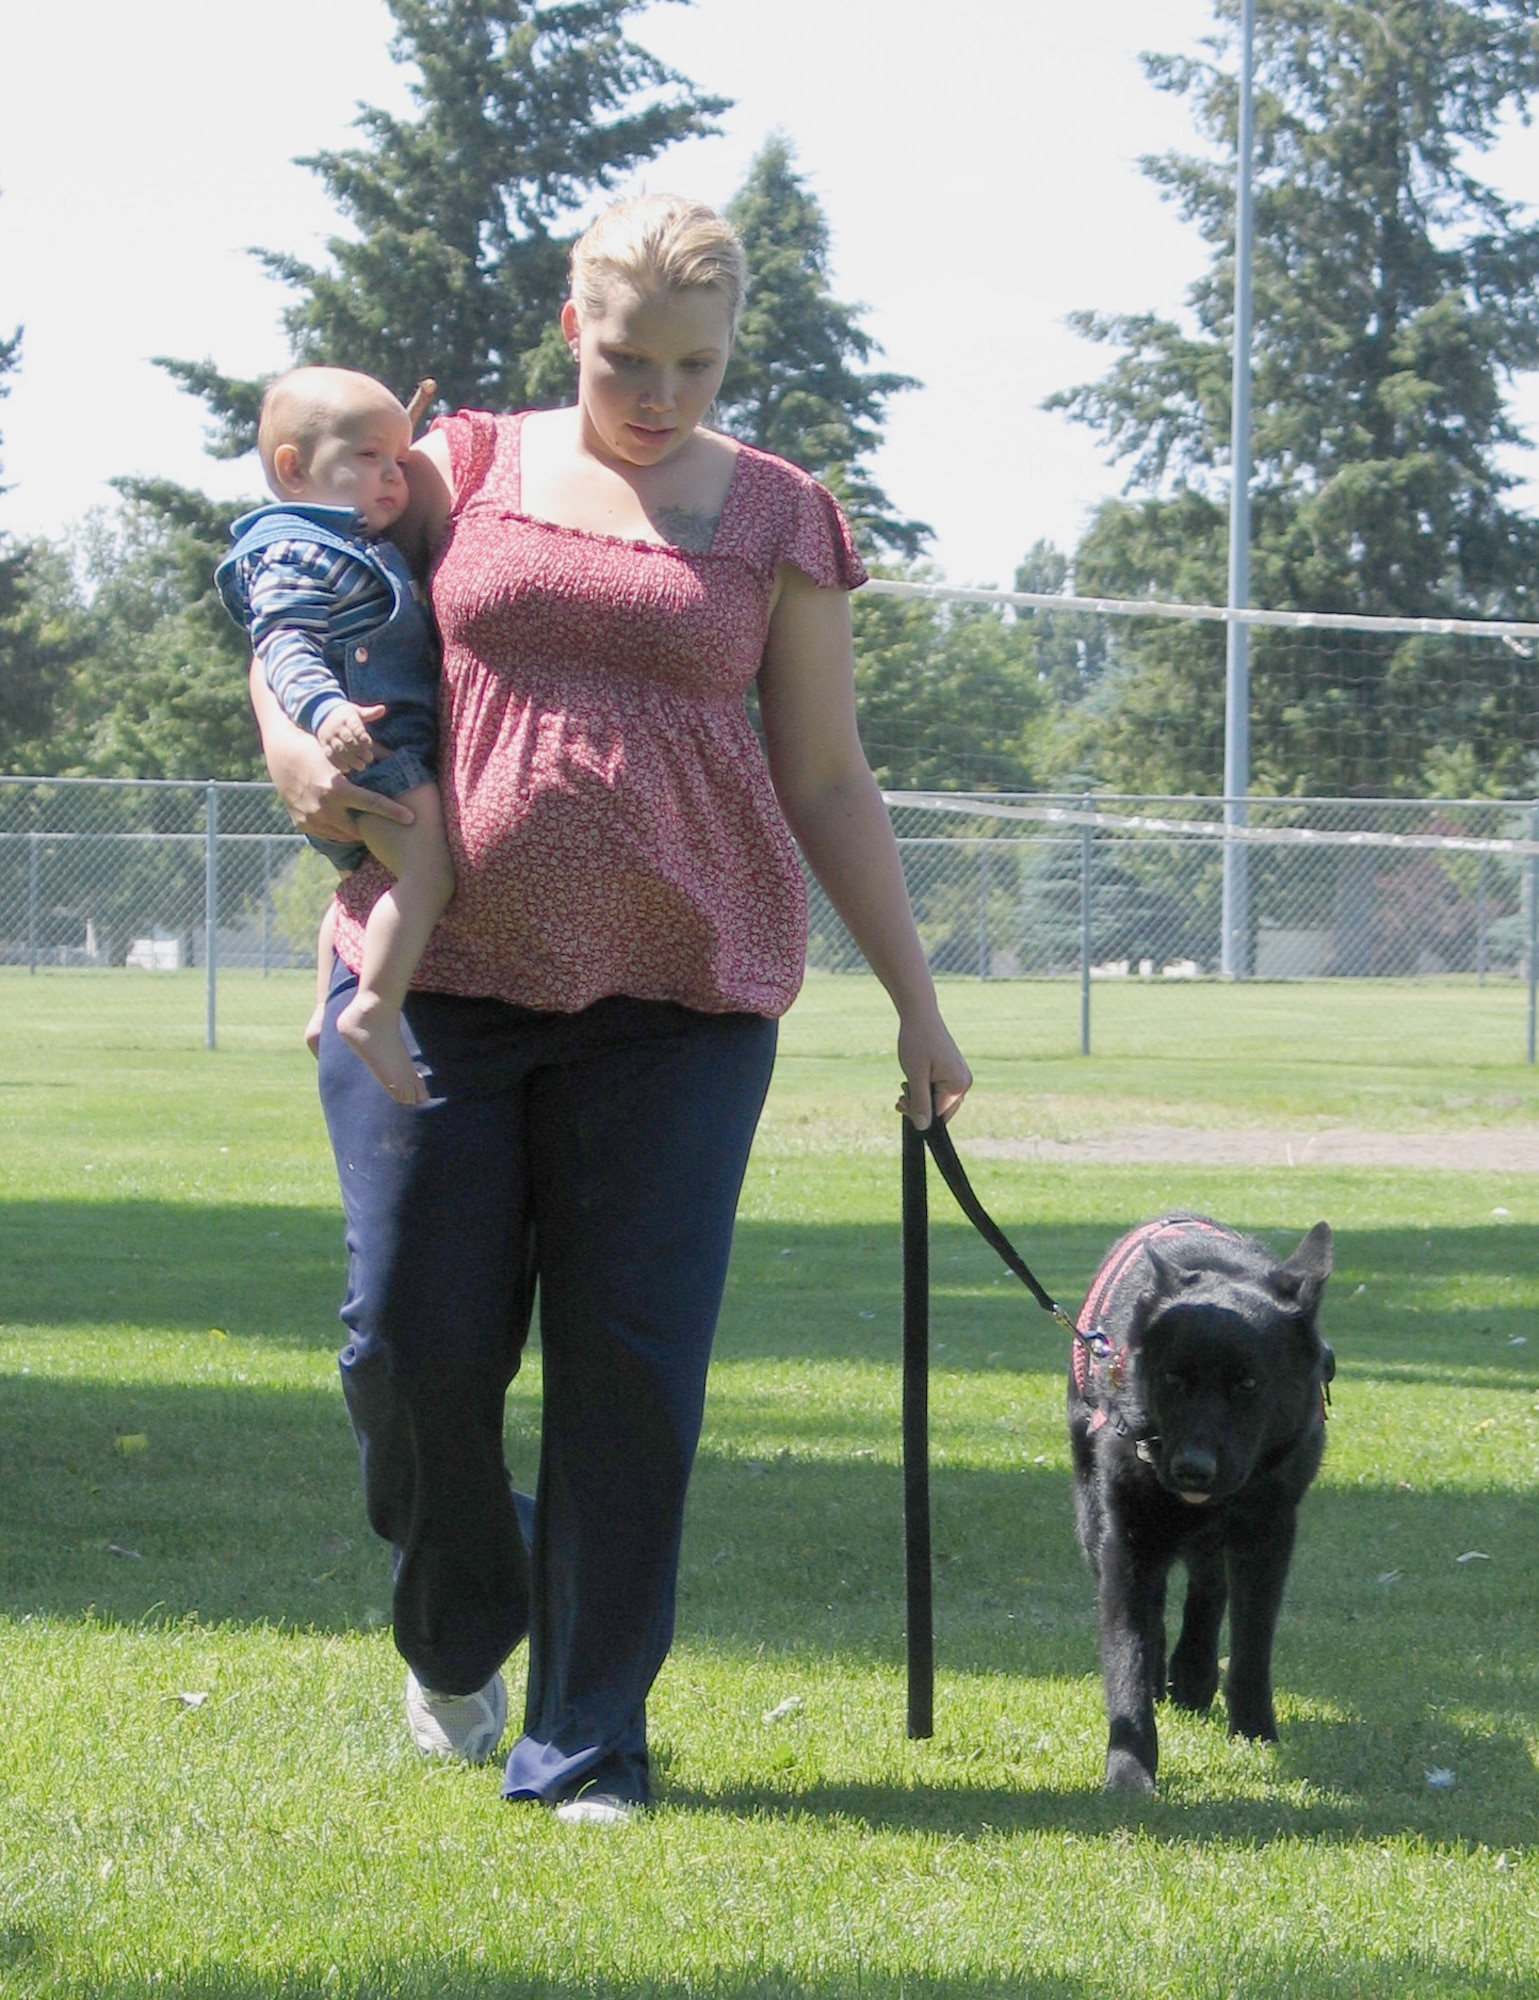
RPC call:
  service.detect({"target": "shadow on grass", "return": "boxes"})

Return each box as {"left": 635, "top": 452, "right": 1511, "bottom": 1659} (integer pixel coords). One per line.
{"left": 722, "top": 1216, "right": 1539, "bottom": 1382}
{"left": 0, "top": 1944, "right": 1101, "bottom": 2000}
{"left": 673, "top": 1734, "right": 1539, "bottom": 1850}
{"left": 4, "top": 1369, "right": 1538, "bottom": 1849}
{"left": 8, "top": 1950, "right": 1539, "bottom": 2000}
{"left": 0, "top": 1201, "right": 346, "bottom": 1347}
{"left": 5, "top": 1200, "right": 1537, "bottom": 1379}
{"left": 4, "top": 1200, "right": 1537, "bottom": 1857}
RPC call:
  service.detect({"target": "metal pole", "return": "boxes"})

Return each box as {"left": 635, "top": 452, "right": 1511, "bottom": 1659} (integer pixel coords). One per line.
{"left": 261, "top": 835, "right": 272, "bottom": 976}
{"left": 978, "top": 844, "right": 989, "bottom": 980}
{"left": 1080, "top": 805, "right": 1093, "bottom": 1057}
{"left": 27, "top": 832, "right": 38, "bottom": 975}
{"left": 1475, "top": 852, "right": 1487, "bottom": 986}
{"left": 1221, "top": 0, "right": 1256, "bottom": 979}
{"left": 1528, "top": 806, "right": 1537, "bottom": 1067}
{"left": 205, "top": 781, "right": 219, "bottom": 1052}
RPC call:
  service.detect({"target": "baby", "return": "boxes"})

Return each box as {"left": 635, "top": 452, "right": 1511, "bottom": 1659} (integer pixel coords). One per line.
{"left": 217, "top": 366, "right": 452, "bottom": 1106}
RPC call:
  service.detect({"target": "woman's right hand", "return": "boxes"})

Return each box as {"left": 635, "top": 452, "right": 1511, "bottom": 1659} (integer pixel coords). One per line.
{"left": 250, "top": 664, "right": 414, "bottom": 844}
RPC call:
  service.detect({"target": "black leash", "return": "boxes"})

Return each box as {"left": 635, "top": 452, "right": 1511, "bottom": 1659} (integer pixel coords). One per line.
{"left": 920, "top": 1119, "right": 1076, "bottom": 1334}
{"left": 900, "top": 1116, "right": 1073, "bottom": 1740}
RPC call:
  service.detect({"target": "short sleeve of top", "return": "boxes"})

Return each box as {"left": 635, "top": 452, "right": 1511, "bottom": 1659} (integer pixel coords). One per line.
{"left": 329, "top": 411, "right": 867, "bottom": 1019}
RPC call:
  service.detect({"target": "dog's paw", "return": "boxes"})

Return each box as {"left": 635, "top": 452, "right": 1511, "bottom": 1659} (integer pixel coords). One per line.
{"left": 1103, "top": 1748, "right": 1157, "bottom": 1794}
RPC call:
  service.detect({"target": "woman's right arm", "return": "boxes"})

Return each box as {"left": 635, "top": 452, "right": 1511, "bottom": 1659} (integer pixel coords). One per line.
{"left": 250, "top": 667, "right": 414, "bottom": 842}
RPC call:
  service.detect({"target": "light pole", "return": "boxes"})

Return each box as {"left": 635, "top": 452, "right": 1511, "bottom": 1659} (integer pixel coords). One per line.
{"left": 1221, "top": 0, "right": 1256, "bottom": 978}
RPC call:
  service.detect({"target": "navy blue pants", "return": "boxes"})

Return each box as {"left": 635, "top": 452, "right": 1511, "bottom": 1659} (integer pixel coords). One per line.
{"left": 317, "top": 964, "right": 777, "bottom": 1806}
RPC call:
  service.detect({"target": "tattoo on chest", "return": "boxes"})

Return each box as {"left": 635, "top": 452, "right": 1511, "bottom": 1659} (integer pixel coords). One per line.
{"left": 651, "top": 505, "right": 720, "bottom": 553}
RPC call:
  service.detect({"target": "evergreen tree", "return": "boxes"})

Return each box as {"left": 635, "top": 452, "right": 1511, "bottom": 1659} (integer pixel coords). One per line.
{"left": 162, "top": 0, "right": 726, "bottom": 451}
{"left": 69, "top": 483, "right": 262, "bottom": 780}
{"left": 0, "top": 278, "right": 90, "bottom": 776}
{"left": 1050, "top": 0, "right": 1539, "bottom": 795}
{"left": 848, "top": 587, "right": 1044, "bottom": 792}
{"left": 720, "top": 137, "right": 927, "bottom": 560}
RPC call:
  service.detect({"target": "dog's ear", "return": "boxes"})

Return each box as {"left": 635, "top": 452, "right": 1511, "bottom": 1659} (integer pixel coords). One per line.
{"left": 1272, "top": 1221, "right": 1333, "bottom": 1314}
{"left": 1144, "top": 1241, "right": 1202, "bottom": 1300}
{"left": 1136, "top": 1242, "right": 1202, "bottom": 1337}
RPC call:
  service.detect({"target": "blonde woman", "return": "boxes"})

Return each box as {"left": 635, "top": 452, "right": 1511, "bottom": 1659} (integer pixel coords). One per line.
{"left": 252, "top": 194, "right": 971, "bottom": 1822}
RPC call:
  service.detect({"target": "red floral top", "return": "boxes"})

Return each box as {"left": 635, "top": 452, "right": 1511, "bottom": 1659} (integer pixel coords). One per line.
{"left": 331, "top": 411, "right": 866, "bottom": 1017}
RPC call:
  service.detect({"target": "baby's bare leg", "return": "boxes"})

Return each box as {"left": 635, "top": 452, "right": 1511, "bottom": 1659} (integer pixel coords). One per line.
{"left": 307, "top": 901, "right": 339, "bottom": 1057}
{"left": 336, "top": 784, "right": 455, "bottom": 1104}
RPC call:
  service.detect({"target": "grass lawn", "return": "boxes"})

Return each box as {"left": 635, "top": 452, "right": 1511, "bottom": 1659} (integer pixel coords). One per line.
{"left": 1, "top": 969, "right": 1537, "bottom": 1998}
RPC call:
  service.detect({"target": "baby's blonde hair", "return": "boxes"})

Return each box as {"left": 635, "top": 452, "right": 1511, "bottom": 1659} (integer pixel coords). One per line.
{"left": 568, "top": 194, "right": 746, "bottom": 331}
{"left": 256, "top": 367, "right": 407, "bottom": 490}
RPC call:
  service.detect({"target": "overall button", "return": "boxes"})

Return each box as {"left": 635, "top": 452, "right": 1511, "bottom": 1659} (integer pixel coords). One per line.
{"left": 355, "top": 645, "right": 369, "bottom": 663}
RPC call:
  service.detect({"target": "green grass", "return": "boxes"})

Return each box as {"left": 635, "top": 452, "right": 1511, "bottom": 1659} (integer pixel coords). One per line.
{"left": 2, "top": 969, "right": 1538, "bottom": 1998}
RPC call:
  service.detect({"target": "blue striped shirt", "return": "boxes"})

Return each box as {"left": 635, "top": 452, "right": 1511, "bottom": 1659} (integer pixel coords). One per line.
{"left": 236, "top": 535, "right": 394, "bottom": 733}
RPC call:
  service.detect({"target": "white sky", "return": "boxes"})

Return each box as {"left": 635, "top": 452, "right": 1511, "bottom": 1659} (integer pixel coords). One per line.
{"left": 5, "top": 0, "right": 1539, "bottom": 587}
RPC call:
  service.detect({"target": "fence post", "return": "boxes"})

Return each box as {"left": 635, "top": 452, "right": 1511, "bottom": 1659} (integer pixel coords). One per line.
{"left": 1475, "top": 852, "right": 1487, "bottom": 986}
{"left": 205, "top": 780, "right": 219, "bottom": 1051}
{"left": 261, "top": 835, "right": 272, "bottom": 977}
{"left": 1528, "top": 805, "right": 1537, "bottom": 1067}
{"left": 1079, "top": 801, "right": 1093, "bottom": 1056}
{"left": 27, "top": 831, "right": 39, "bottom": 975}
{"left": 977, "top": 843, "right": 989, "bottom": 980}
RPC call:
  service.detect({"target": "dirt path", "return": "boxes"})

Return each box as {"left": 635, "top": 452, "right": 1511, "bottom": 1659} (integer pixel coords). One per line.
{"left": 966, "top": 1127, "right": 1539, "bottom": 1171}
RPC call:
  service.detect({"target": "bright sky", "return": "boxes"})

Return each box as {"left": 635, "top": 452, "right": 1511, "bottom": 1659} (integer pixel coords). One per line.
{"left": 6, "top": 0, "right": 1539, "bottom": 587}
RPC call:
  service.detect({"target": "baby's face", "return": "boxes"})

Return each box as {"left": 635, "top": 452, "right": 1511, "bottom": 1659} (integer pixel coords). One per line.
{"left": 298, "top": 405, "right": 413, "bottom": 534}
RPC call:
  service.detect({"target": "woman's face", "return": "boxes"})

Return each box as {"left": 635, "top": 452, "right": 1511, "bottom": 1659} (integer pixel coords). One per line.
{"left": 562, "top": 280, "right": 734, "bottom": 468}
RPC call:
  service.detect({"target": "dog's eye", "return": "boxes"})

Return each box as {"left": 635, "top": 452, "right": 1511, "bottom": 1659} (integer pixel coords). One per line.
{"left": 1163, "top": 1371, "right": 1186, "bottom": 1390}
{"left": 1234, "top": 1376, "right": 1258, "bottom": 1395}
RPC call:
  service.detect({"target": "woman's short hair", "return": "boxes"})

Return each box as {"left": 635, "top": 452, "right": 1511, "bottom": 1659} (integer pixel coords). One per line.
{"left": 568, "top": 194, "right": 746, "bottom": 330}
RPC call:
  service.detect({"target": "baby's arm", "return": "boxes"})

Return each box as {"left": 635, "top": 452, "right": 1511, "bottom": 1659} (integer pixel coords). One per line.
{"left": 244, "top": 543, "right": 357, "bottom": 738}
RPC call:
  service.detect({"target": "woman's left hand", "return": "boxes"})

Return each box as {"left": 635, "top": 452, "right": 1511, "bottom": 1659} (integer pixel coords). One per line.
{"left": 895, "top": 1010, "right": 973, "bottom": 1130}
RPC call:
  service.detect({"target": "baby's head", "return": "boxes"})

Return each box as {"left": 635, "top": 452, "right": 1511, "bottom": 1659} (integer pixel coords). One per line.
{"left": 257, "top": 367, "right": 412, "bottom": 536}
{"left": 567, "top": 194, "right": 746, "bottom": 335}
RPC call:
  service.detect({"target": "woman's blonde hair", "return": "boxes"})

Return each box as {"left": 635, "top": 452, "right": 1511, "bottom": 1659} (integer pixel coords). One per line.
{"left": 568, "top": 194, "right": 746, "bottom": 331}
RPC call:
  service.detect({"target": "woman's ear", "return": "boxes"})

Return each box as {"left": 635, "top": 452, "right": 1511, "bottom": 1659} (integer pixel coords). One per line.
{"left": 559, "top": 299, "right": 581, "bottom": 353}
{"left": 271, "top": 442, "right": 306, "bottom": 497}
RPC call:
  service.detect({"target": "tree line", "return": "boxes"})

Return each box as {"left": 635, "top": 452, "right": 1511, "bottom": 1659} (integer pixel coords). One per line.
{"left": 3, "top": 0, "right": 1539, "bottom": 800}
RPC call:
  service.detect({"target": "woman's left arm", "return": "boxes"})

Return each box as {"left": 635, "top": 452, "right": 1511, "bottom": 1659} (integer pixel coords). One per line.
{"left": 758, "top": 565, "right": 972, "bottom": 1128}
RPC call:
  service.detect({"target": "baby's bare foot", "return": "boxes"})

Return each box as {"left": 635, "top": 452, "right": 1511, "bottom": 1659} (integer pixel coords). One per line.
{"left": 337, "top": 991, "right": 428, "bottom": 1105}
{"left": 304, "top": 1001, "right": 325, "bottom": 1059}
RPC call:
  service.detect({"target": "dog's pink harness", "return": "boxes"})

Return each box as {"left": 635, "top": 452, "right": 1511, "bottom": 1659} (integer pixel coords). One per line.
{"left": 1074, "top": 1215, "right": 1238, "bottom": 1429}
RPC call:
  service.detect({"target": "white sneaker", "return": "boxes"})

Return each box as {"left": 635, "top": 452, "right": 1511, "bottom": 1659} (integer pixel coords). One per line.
{"left": 404, "top": 1670, "right": 508, "bottom": 1763}
{"left": 553, "top": 1793, "right": 638, "bottom": 1826}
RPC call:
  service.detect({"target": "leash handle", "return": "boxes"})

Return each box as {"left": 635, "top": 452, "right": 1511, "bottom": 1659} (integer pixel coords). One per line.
{"left": 920, "top": 1118, "right": 1075, "bottom": 1330}
{"left": 901, "top": 1118, "right": 935, "bottom": 1740}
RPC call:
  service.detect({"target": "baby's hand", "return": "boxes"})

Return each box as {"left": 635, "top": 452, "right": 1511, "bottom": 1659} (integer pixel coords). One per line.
{"left": 317, "top": 702, "right": 385, "bottom": 773}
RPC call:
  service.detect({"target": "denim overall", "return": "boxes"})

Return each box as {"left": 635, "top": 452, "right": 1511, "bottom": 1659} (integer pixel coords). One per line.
{"left": 218, "top": 504, "right": 440, "bottom": 871}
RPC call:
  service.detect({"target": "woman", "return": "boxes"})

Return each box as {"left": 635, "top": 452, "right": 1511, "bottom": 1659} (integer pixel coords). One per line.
{"left": 252, "top": 194, "right": 971, "bottom": 1823}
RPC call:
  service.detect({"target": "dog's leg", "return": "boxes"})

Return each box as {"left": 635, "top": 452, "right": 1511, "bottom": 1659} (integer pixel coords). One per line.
{"left": 1097, "top": 1539, "right": 1167, "bottom": 1792}
{"left": 1168, "top": 1528, "right": 1226, "bottom": 1713}
{"left": 1223, "top": 1509, "right": 1299, "bottom": 1741}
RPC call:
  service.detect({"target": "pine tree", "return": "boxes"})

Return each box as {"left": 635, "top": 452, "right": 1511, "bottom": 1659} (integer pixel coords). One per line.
{"left": 1050, "top": 0, "right": 1539, "bottom": 794}
{"left": 0, "top": 280, "right": 91, "bottom": 777}
{"left": 161, "top": 0, "right": 726, "bottom": 451}
{"left": 719, "top": 137, "right": 928, "bottom": 560}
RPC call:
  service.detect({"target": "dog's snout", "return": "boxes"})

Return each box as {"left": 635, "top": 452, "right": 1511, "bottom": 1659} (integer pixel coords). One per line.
{"left": 1169, "top": 1446, "right": 1218, "bottom": 1492}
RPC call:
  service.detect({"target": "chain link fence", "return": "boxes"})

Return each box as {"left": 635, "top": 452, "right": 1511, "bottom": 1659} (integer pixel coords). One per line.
{"left": 3, "top": 779, "right": 1537, "bottom": 1053}
{"left": 0, "top": 780, "right": 318, "bottom": 1051}
{"left": 848, "top": 793, "right": 1539, "bottom": 983}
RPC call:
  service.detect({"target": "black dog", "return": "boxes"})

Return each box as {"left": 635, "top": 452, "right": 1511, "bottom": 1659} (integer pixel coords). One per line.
{"left": 1068, "top": 1214, "right": 1335, "bottom": 1793}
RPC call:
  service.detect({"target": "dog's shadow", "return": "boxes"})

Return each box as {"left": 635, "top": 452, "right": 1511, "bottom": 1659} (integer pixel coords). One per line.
{"left": 667, "top": 1704, "right": 1539, "bottom": 1848}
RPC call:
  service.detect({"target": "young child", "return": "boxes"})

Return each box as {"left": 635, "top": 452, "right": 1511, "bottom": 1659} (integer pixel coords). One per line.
{"left": 217, "top": 366, "right": 453, "bottom": 1107}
